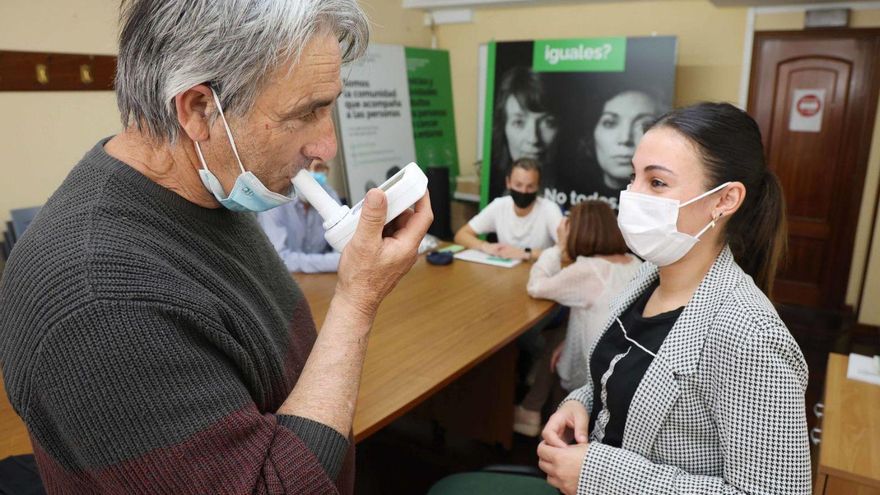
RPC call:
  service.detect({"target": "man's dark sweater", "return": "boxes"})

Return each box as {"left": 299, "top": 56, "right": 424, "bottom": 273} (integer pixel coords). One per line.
{"left": 0, "top": 139, "right": 353, "bottom": 493}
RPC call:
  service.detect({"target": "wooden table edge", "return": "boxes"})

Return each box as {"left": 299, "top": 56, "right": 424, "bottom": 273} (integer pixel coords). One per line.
{"left": 353, "top": 300, "right": 558, "bottom": 443}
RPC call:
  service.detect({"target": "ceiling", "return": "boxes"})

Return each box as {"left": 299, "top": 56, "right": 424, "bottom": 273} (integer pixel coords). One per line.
{"left": 403, "top": 0, "right": 870, "bottom": 9}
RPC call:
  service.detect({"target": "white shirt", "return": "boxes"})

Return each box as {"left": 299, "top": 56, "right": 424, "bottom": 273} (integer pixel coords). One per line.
{"left": 468, "top": 196, "right": 562, "bottom": 249}
{"left": 527, "top": 247, "right": 642, "bottom": 391}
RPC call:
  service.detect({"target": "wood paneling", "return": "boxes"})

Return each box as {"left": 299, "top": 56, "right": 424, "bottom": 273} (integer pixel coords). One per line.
{"left": 0, "top": 50, "right": 115, "bottom": 91}
{"left": 748, "top": 29, "right": 880, "bottom": 309}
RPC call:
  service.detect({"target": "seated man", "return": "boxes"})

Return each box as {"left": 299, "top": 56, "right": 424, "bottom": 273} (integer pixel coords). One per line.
{"left": 258, "top": 160, "right": 341, "bottom": 273}
{"left": 454, "top": 158, "right": 562, "bottom": 262}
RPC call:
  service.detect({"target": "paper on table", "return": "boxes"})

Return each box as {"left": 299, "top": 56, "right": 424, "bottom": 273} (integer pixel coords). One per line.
{"left": 453, "top": 248, "right": 522, "bottom": 268}
{"left": 847, "top": 353, "right": 880, "bottom": 386}
{"left": 437, "top": 244, "right": 465, "bottom": 254}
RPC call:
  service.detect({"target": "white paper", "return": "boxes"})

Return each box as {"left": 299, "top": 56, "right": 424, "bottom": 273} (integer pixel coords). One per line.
{"left": 847, "top": 353, "right": 880, "bottom": 386}
{"left": 789, "top": 89, "right": 825, "bottom": 133}
{"left": 454, "top": 249, "right": 521, "bottom": 268}
{"left": 336, "top": 44, "right": 417, "bottom": 205}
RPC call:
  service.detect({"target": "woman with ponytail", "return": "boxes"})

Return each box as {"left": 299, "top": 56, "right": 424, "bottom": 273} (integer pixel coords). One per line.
{"left": 537, "top": 103, "right": 810, "bottom": 494}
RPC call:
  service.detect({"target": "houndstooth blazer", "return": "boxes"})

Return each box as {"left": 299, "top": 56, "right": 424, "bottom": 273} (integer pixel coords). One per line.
{"left": 563, "top": 245, "right": 811, "bottom": 494}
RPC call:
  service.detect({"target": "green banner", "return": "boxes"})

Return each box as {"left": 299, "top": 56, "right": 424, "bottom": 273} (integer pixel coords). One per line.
{"left": 480, "top": 42, "right": 496, "bottom": 209}
{"left": 532, "top": 37, "right": 626, "bottom": 73}
{"left": 405, "top": 47, "right": 459, "bottom": 185}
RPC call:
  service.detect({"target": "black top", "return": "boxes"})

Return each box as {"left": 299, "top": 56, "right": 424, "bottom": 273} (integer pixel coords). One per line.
{"left": 588, "top": 282, "right": 683, "bottom": 447}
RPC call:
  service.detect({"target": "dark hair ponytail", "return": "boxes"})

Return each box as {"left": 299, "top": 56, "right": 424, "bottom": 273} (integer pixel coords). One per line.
{"left": 651, "top": 102, "right": 786, "bottom": 294}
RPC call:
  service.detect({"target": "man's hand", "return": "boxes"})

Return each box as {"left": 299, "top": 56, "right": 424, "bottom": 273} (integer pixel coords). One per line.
{"left": 335, "top": 189, "right": 433, "bottom": 325}
{"left": 537, "top": 441, "right": 589, "bottom": 495}
{"left": 479, "top": 242, "right": 502, "bottom": 256}
{"left": 496, "top": 244, "right": 526, "bottom": 260}
{"left": 543, "top": 400, "right": 589, "bottom": 447}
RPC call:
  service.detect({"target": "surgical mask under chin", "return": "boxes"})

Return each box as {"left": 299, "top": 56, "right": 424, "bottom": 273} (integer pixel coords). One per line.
{"left": 617, "top": 182, "right": 730, "bottom": 266}
{"left": 194, "top": 90, "right": 294, "bottom": 213}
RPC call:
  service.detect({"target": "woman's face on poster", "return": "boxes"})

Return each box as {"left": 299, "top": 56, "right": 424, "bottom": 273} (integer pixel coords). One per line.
{"left": 593, "top": 91, "right": 659, "bottom": 187}
{"left": 504, "top": 95, "right": 559, "bottom": 161}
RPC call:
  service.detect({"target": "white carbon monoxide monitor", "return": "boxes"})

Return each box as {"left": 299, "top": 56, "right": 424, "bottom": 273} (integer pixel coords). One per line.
{"left": 292, "top": 162, "right": 429, "bottom": 252}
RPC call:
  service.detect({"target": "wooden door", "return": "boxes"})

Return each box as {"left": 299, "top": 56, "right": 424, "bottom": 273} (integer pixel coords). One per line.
{"left": 748, "top": 30, "right": 880, "bottom": 309}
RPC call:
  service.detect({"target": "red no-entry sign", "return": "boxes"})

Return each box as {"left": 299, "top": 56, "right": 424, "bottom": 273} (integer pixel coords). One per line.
{"left": 796, "top": 94, "right": 822, "bottom": 117}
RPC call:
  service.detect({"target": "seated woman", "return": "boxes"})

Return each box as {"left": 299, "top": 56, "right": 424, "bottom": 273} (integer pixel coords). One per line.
{"left": 516, "top": 200, "right": 641, "bottom": 437}
{"left": 537, "top": 102, "right": 810, "bottom": 494}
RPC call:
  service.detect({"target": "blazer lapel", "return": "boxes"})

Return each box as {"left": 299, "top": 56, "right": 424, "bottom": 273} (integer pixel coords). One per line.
{"left": 621, "top": 355, "right": 680, "bottom": 456}
{"left": 621, "top": 246, "right": 742, "bottom": 456}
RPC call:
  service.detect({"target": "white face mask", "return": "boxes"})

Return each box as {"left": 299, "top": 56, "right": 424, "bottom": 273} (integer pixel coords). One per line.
{"left": 617, "top": 182, "right": 730, "bottom": 266}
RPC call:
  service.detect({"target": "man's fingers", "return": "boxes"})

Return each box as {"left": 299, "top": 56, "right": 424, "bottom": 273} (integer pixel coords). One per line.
{"left": 390, "top": 192, "right": 433, "bottom": 246}
{"left": 390, "top": 209, "right": 415, "bottom": 231}
{"left": 354, "top": 189, "right": 388, "bottom": 244}
{"left": 382, "top": 209, "right": 413, "bottom": 238}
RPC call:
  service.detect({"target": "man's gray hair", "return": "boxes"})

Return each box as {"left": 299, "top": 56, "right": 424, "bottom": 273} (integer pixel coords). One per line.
{"left": 115, "top": 0, "right": 369, "bottom": 141}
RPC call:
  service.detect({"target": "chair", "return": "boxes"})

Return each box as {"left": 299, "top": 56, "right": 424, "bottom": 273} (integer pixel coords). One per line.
{"left": 1, "top": 206, "right": 41, "bottom": 263}
{"left": 426, "top": 465, "right": 557, "bottom": 495}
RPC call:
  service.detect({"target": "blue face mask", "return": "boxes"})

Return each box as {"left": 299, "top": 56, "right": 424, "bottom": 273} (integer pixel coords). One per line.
{"left": 310, "top": 171, "right": 328, "bottom": 186}
{"left": 194, "top": 90, "right": 294, "bottom": 212}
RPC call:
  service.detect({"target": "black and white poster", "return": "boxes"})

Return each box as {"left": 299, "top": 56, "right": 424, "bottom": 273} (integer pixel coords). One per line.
{"left": 481, "top": 37, "right": 677, "bottom": 209}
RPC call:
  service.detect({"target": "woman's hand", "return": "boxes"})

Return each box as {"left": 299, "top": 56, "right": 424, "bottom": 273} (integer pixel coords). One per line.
{"left": 556, "top": 218, "right": 571, "bottom": 263}
{"left": 550, "top": 342, "right": 564, "bottom": 373}
{"left": 543, "top": 400, "right": 589, "bottom": 447}
{"left": 537, "top": 441, "right": 589, "bottom": 495}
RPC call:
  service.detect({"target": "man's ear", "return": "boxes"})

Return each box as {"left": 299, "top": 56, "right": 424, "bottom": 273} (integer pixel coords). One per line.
{"left": 714, "top": 181, "right": 746, "bottom": 219}
{"left": 175, "top": 84, "right": 213, "bottom": 143}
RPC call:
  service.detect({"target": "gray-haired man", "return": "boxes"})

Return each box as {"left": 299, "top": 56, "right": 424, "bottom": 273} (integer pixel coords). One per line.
{"left": 0, "top": 1, "right": 432, "bottom": 493}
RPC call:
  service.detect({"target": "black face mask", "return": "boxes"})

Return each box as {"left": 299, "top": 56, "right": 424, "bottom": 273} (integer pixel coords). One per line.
{"left": 509, "top": 189, "right": 537, "bottom": 209}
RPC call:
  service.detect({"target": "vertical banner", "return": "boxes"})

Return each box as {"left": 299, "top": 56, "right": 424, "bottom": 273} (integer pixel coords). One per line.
{"left": 405, "top": 47, "right": 459, "bottom": 186}
{"left": 482, "top": 36, "right": 677, "bottom": 210}
{"left": 337, "top": 44, "right": 416, "bottom": 205}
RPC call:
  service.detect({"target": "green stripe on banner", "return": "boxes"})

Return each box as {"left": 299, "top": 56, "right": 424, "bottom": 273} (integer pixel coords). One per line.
{"left": 532, "top": 38, "right": 626, "bottom": 73}
{"left": 480, "top": 42, "right": 496, "bottom": 209}
{"left": 405, "top": 47, "right": 459, "bottom": 186}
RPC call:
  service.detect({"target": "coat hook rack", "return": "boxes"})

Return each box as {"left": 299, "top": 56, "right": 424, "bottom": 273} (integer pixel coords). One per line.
{"left": 0, "top": 50, "right": 116, "bottom": 91}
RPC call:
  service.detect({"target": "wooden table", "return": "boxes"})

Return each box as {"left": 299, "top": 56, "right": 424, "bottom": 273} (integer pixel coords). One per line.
{"left": 294, "top": 254, "right": 556, "bottom": 443}
{"left": 813, "top": 353, "right": 880, "bottom": 494}
{"left": 0, "top": 255, "right": 555, "bottom": 459}
{"left": 0, "top": 371, "right": 31, "bottom": 458}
